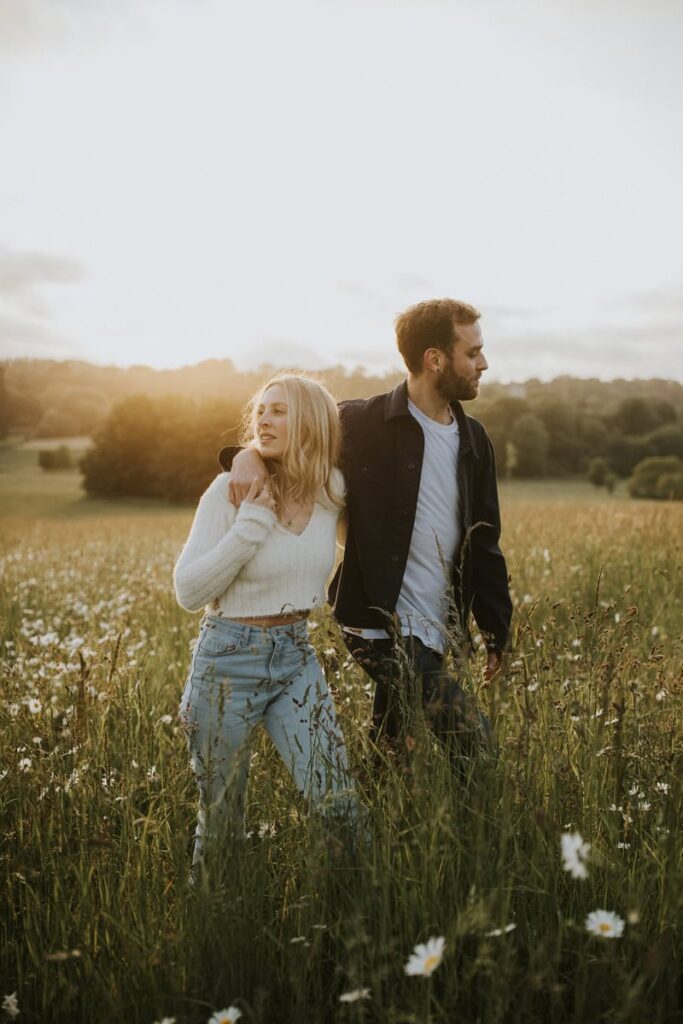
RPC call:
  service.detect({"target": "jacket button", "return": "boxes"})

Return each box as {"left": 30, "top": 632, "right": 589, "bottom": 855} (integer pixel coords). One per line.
{"left": 391, "top": 555, "right": 399, "bottom": 562}
{"left": 361, "top": 466, "right": 368, "bottom": 473}
{"left": 407, "top": 463, "right": 415, "bottom": 470}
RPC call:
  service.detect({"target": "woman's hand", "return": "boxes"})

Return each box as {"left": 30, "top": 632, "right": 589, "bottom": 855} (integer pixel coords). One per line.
{"left": 244, "top": 478, "right": 277, "bottom": 516}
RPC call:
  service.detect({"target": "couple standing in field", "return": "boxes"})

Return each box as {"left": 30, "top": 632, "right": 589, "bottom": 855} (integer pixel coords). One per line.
{"left": 174, "top": 298, "right": 512, "bottom": 871}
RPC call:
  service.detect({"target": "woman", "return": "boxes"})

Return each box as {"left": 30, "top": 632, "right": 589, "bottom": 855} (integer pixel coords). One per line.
{"left": 174, "top": 372, "right": 356, "bottom": 870}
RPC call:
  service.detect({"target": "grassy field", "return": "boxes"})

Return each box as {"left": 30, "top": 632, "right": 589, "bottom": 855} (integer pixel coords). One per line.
{"left": 1, "top": 443, "right": 682, "bottom": 1023}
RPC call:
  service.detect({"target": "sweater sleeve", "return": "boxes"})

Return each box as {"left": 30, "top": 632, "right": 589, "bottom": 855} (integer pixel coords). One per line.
{"left": 173, "top": 473, "right": 277, "bottom": 612}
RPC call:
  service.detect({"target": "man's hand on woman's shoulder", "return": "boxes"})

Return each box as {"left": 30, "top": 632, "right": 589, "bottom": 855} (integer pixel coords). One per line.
{"left": 228, "top": 448, "right": 269, "bottom": 506}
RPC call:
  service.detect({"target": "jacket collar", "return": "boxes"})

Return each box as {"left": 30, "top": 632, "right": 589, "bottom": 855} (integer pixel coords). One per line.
{"left": 384, "top": 380, "right": 476, "bottom": 456}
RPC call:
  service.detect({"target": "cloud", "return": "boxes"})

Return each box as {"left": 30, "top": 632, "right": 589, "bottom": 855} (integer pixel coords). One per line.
{"left": 0, "top": 0, "right": 141, "bottom": 57}
{"left": 232, "top": 339, "right": 340, "bottom": 371}
{"left": 609, "top": 286, "right": 683, "bottom": 317}
{"left": 0, "top": 310, "right": 82, "bottom": 359}
{"left": 0, "top": 246, "right": 84, "bottom": 296}
{"left": 0, "top": 0, "right": 84, "bottom": 55}
{"left": 490, "top": 323, "right": 683, "bottom": 382}
{"left": 0, "top": 246, "right": 85, "bottom": 359}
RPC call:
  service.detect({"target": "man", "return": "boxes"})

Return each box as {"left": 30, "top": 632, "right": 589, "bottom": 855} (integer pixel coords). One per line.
{"left": 224, "top": 299, "right": 512, "bottom": 760}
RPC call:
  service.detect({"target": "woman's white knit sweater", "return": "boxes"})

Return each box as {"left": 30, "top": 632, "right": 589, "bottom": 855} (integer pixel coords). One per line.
{"left": 174, "top": 471, "right": 344, "bottom": 617}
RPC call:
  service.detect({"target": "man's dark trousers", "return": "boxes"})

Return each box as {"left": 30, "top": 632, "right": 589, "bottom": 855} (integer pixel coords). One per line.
{"left": 342, "top": 632, "right": 492, "bottom": 771}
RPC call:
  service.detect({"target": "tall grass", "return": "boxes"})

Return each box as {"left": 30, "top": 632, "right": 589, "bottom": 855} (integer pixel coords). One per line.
{"left": 1, "top": 501, "right": 682, "bottom": 1023}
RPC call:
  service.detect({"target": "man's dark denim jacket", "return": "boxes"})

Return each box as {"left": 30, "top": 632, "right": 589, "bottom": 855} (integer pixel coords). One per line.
{"left": 219, "top": 380, "right": 512, "bottom": 655}
{"left": 329, "top": 381, "right": 512, "bottom": 655}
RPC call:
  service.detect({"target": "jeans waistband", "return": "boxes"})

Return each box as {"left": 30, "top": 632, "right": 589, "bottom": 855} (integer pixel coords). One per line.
{"left": 201, "top": 613, "right": 309, "bottom": 643}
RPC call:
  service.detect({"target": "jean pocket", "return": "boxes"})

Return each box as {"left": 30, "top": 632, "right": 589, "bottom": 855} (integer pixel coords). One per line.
{"left": 196, "top": 633, "right": 240, "bottom": 657}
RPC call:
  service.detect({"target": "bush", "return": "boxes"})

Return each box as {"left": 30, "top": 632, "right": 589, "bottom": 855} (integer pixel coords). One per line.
{"left": 654, "top": 471, "right": 683, "bottom": 501}
{"left": 38, "top": 445, "right": 74, "bottom": 471}
{"left": 627, "top": 456, "right": 683, "bottom": 500}
{"left": 587, "top": 456, "right": 609, "bottom": 487}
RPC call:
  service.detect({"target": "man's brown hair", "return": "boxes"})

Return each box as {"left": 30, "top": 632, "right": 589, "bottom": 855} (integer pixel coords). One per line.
{"left": 395, "top": 298, "right": 481, "bottom": 374}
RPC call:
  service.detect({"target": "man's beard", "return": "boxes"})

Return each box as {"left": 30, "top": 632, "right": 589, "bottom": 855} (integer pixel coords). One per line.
{"left": 435, "top": 364, "right": 479, "bottom": 402}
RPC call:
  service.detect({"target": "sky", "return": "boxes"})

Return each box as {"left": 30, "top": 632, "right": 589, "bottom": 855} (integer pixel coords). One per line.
{"left": 1, "top": 0, "right": 682, "bottom": 382}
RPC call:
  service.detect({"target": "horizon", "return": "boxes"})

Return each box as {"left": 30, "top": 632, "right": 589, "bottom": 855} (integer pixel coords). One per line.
{"left": 3, "top": 351, "right": 683, "bottom": 390}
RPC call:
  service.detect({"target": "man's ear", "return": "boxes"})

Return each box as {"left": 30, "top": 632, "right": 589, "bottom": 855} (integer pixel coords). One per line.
{"left": 424, "top": 347, "right": 441, "bottom": 374}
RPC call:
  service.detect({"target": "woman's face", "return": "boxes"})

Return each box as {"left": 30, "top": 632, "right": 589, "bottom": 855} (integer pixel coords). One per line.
{"left": 255, "top": 384, "right": 289, "bottom": 460}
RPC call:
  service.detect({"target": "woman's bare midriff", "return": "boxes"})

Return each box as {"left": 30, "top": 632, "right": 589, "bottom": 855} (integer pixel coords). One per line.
{"left": 229, "top": 610, "right": 310, "bottom": 627}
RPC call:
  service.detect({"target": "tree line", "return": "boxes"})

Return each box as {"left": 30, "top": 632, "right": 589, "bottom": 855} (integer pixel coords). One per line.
{"left": 3, "top": 360, "right": 683, "bottom": 499}
{"left": 73, "top": 381, "right": 683, "bottom": 503}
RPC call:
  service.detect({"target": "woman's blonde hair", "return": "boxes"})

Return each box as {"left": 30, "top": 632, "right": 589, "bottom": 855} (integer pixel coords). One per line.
{"left": 240, "top": 372, "right": 344, "bottom": 511}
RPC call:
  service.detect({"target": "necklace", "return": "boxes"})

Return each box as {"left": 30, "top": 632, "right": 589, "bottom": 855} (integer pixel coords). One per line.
{"left": 280, "top": 500, "right": 312, "bottom": 530}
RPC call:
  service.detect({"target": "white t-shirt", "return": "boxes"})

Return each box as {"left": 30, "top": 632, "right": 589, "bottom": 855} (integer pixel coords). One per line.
{"left": 346, "top": 399, "right": 462, "bottom": 653}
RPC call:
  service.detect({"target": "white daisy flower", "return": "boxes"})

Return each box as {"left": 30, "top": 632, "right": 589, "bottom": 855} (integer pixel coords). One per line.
{"left": 485, "top": 923, "right": 517, "bottom": 937}
{"left": 339, "top": 988, "right": 371, "bottom": 1003}
{"left": 585, "top": 909, "right": 625, "bottom": 939}
{"left": 561, "top": 831, "right": 590, "bottom": 879}
{"left": 404, "top": 935, "right": 445, "bottom": 977}
{"left": 18, "top": 758, "right": 32, "bottom": 773}
{"left": 208, "top": 1009, "right": 242, "bottom": 1024}
{"left": 2, "top": 992, "right": 19, "bottom": 1018}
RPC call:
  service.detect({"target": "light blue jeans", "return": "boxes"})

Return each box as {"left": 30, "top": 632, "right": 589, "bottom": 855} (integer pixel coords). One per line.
{"left": 179, "top": 615, "right": 358, "bottom": 865}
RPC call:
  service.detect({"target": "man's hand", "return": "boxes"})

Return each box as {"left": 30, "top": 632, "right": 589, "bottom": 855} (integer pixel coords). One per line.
{"left": 244, "top": 478, "right": 277, "bottom": 516}
{"left": 484, "top": 650, "right": 502, "bottom": 681}
{"left": 228, "top": 448, "right": 268, "bottom": 507}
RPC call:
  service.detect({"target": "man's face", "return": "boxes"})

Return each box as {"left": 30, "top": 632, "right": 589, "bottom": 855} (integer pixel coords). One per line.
{"left": 434, "top": 321, "right": 488, "bottom": 402}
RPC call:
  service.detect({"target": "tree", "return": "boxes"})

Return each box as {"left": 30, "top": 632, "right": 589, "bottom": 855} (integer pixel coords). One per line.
{"left": 611, "top": 397, "right": 676, "bottom": 436}
{"left": 645, "top": 423, "right": 683, "bottom": 459}
{"left": 608, "top": 436, "right": 654, "bottom": 478}
{"left": 0, "top": 367, "right": 8, "bottom": 439}
{"left": 510, "top": 414, "right": 549, "bottom": 477}
{"left": 80, "top": 395, "right": 163, "bottom": 497}
{"left": 79, "top": 393, "right": 243, "bottom": 502}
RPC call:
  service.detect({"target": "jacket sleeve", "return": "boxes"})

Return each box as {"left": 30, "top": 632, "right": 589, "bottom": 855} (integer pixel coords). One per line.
{"left": 469, "top": 433, "right": 513, "bottom": 653}
{"left": 173, "top": 473, "right": 276, "bottom": 612}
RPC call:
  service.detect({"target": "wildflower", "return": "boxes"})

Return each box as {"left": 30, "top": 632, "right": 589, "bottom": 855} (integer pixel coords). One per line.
{"left": 655, "top": 782, "right": 669, "bottom": 794}
{"left": 561, "top": 831, "right": 590, "bottom": 879}
{"left": 152, "top": 1018, "right": 176, "bottom": 1024}
{"left": 18, "top": 758, "right": 32, "bottom": 773}
{"left": 485, "top": 923, "right": 516, "bottom": 937}
{"left": 208, "top": 1009, "right": 242, "bottom": 1024}
{"left": 2, "top": 992, "right": 19, "bottom": 1018}
{"left": 627, "top": 910, "right": 640, "bottom": 925}
{"left": 289, "top": 936, "right": 308, "bottom": 945}
{"left": 26, "top": 698, "right": 42, "bottom": 714}
{"left": 158, "top": 715, "right": 173, "bottom": 725}
{"left": 404, "top": 936, "right": 445, "bottom": 977}
{"left": 146, "top": 765, "right": 159, "bottom": 782}
{"left": 585, "top": 909, "right": 625, "bottom": 939}
{"left": 655, "top": 690, "right": 666, "bottom": 702}
{"left": 339, "top": 988, "right": 371, "bottom": 1003}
